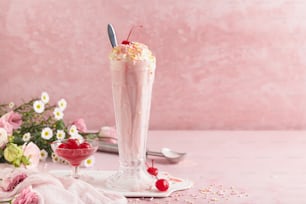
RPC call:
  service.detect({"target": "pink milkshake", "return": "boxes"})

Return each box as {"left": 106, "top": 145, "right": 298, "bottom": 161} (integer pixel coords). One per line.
{"left": 106, "top": 42, "right": 156, "bottom": 191}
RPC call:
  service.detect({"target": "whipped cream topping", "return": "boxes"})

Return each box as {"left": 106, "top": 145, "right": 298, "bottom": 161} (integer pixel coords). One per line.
{"left": 109, "top": 42, "right": 155, "bottom": 62}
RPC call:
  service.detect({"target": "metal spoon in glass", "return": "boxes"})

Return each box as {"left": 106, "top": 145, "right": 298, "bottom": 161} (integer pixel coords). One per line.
{"left": 97, "top": 137, "right": 186, "bottom": 164}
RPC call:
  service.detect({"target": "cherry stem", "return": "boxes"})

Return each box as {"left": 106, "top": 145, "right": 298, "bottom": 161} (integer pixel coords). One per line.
{"left": 126, "top": 25, "right": 143, "bottom": 41}
{"left": 152, "top": 159, "right": 154, "bottom": 167}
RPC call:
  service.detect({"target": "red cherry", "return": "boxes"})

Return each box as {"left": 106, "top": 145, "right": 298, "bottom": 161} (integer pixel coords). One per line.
{"left": 155, "top": 179, "right": 169, "bottom": 192}
{"left": 147, "top": 160, "right": 158, "bottom": 176}
{"left": 66, "top": 138, "right": 79, "bottom": 149}
{"left": 121, "top": 25, "right": 143, "bottom": 45}
{"left": 147, "top": 167, "right": 158, "bottom": 176}
{"left": 79, "top": 142, "right": 91, "bottom": 149}
{"left": 121, "top": 40, "right": 130, "bottom": 45}
{"left": 58, "top": 143, "right": 68, "bottom": 149}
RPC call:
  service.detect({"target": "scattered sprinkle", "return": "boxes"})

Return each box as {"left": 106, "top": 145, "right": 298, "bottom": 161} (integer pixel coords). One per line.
{"left": 127, "top": 183, "right": 248, "bottom": 203}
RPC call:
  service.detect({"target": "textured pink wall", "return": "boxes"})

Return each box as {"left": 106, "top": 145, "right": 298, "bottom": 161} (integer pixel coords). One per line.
{"left": 1, "top": 0, "right": 306, "bottom": 130}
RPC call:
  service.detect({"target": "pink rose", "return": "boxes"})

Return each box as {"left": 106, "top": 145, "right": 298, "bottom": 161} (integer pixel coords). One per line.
{"left": 13, "top": 186, "right": 39, "bottom": 204}
{"left": 72, "top": 118, "right": 88, "bottom": 133}
{"left": 3, "top": 111, "right": 22, "bottom": 130}
{"left": 0, "top": 111, "right": 22, "bottom": 135}
{"left": 0, "top": 117, "right": 13, "bottom": 135}
{"left": 100, "top": 126, "right": 117, "bottom": 138}
{"left": 23, "top": 142, "right": 40, "bottom": 169}
{"left": 1, "top": 172, "right": 28, "bottom": 192}
{"left": 99, "top": 126, "right": 117, "bottom": 143}
{"left": 0, "top": 128, "right": 8, "bottom": 148}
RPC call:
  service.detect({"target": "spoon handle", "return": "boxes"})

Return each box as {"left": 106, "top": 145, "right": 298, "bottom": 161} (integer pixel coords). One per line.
{"left": 98, "top": 141, "right": 164, "bottom": 157}
{"left": 146, "top": 150, "right": 164, "bottom": 157}
{"left": 107, "top": 24, "right": 118, "bottom": 48}
{"left": 98, "top": 142, "right": 119, "bottom": 154}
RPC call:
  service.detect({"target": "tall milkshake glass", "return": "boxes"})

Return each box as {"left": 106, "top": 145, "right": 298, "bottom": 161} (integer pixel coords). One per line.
{"left": 106, "top": 42, "right": 156, "bottom": 191}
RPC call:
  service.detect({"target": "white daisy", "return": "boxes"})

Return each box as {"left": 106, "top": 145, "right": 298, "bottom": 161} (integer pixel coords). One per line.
{"left": 56, "top": 130, "right": 66, "bottom": 140}
{"left": 60, "top": 158, "right": 69, "bottom": 165}
{"left": 83, "top": 156, "right": 95, "bottom": 168}
{"left": 33, "top": 100, "right": 45, "bottom": 113}
{"left": 8, "top": 102, "right": 14, "bottom": 109}
{"left": 51, "top": 152, "right": 57, "bottom": 159}
{"left": 22, "top": 132, "right": 31, "bottom": 142}
{"left": 69, "top": 125, "right": 78, "bottom": 137}
{"left": 57, "top": 99, "right": 67, "bottom": 111}
{"left": 41, "top": 127, "right": 53, "bottom": 140}
{"left": 53, "top": 108, "right": 64, "bottom": 120}
{"left": 41, "top": 92, "right": 50, "bottom": 104}
{"left": 60, "top": 158, "right": 68, "bottom": 164}
{"left": 52, "top": 155, "right": 60, "bottom": 163}
{"left": 40, "top": 149, "right": 48, "bottom": 161}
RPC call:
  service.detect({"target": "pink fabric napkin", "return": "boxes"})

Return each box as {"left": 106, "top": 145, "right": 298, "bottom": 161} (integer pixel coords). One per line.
{"left": 0, "top": 168, "right": 127, "bottom": 204}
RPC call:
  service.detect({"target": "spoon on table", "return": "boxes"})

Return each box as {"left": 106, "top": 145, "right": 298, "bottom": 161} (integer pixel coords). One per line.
{"left": 97, "top": 140, "right": 186, "bottom": 164}
{"left": 149, "top": 147, "right": 186, "bottom": 164}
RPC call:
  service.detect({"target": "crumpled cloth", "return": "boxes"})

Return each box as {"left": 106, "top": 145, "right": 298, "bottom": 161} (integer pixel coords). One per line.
{"left": 0, "top": 168, "right": 127, "bottom": 204}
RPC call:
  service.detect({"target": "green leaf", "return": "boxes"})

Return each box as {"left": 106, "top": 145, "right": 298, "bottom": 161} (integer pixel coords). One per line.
{"left": 21, "top": 155, "right": 30, "bottom": 166}
{"left": 55, "top": 120, "right": 66, "bottom": 130}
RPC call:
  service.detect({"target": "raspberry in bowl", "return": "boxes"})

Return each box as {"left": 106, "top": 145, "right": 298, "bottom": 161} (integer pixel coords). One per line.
{"left": 51, "top": 138, "right": 98, "bottom": 178}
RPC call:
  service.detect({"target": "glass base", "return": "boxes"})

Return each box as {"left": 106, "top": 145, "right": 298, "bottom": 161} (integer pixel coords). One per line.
{"left": 105, "top": 165, "right": 155, "bottom": 192}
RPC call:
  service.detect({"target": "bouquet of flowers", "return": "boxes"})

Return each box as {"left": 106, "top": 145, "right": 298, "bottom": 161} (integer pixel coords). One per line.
{"left": 0, "top": 92, "right": 97, "bottom": 168}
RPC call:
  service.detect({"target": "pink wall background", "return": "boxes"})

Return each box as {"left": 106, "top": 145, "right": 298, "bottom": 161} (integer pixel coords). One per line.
{"left": 1, "top": 0, "right": 306, "bottom": 130}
